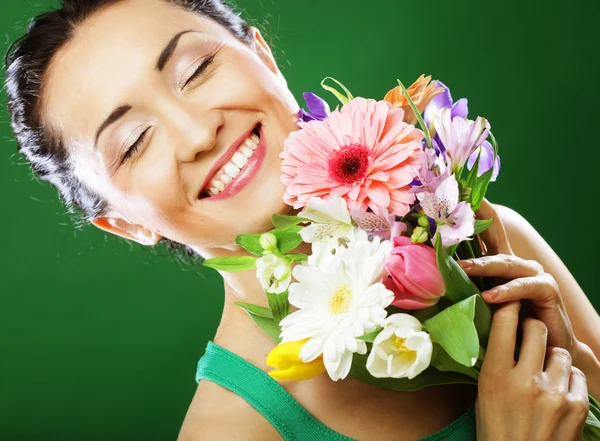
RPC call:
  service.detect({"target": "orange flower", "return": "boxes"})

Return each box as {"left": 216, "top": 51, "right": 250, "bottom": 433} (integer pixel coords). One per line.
{"left": 384, "top": 74, "right": 443, "bottom": 125}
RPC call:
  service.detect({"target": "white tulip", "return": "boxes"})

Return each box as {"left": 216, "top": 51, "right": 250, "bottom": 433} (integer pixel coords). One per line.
{"left": 255, "top": 254, "right": 292, "bottom": 294}
{"left": 366, "top": 313, "right": 433, "bottom": 379}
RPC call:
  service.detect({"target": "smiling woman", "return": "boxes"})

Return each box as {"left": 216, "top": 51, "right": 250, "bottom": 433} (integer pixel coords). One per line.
{"left": 3, "top": 0, "right": 600, "bottom": 440}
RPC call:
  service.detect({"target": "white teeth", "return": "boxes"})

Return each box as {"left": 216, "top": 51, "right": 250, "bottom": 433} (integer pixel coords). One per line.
{"left": 232, "top": 152, "right": 248, "bottom": 168}
{"left": 201, "top": 129, "right": 261, "bottom": 198}
{"left": 240, "top": 146, "right": 253, "bottom": 158}
{"left": 245, "top": 139, "right": 258, "bottom": 150}
{"left": 224, "top": 162, "right": 241, "bottom": 178}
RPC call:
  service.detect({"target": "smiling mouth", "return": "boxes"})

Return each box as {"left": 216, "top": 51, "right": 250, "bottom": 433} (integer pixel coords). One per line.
{"left": 198, "top": 124, "right": 261, "bottom": 199}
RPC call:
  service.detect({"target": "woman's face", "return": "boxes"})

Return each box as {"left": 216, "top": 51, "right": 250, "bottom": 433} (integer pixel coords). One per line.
{"left": 42, "top": 0, "right": 300, "bottom": 251}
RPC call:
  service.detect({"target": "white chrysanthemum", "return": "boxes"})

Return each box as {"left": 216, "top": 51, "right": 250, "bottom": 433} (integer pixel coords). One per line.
{"left": 255, "top": 254, "right": 292, "bottom": 294}
{"left": 366, "top": 313, "right": 433, "bottom": 379}
{"left": 299, "top": 195, "right": 355, "bottom": 266}
{"left": 280, "top": 228, "right": 394, "bottom": 381}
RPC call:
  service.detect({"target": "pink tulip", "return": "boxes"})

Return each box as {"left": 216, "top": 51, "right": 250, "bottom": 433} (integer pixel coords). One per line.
{"left": 383, "top": 236, "right": 445, "bottom": 310}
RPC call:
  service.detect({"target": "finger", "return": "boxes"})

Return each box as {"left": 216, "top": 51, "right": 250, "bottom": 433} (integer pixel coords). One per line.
{"left": 482, "top": 300, "right": 521, "bottom": 373}
{"left": 458, "top": 254, "right": 544, "bottom": 280}
{"left": 480, "top": 274, "right": 558, "bottom": 304}
{"left": 476, "top": 199, "right": 513, "bottom": 256}
{"left": 517, "top": 318, "right": 548, "bottom": 374}
{"left": 568, "top": 367, "right": 589, "bottom": 401}
{"left": 544, "top": 347, "right": 572, "bottom": 393}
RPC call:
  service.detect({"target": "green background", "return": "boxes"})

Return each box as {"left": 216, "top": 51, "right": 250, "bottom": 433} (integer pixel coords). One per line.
{"left": 1, "top": 0, "right": 598, "bottom": 439}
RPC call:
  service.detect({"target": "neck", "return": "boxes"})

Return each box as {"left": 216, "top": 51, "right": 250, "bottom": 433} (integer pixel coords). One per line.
{"left": 190, "top": 206, "right": 308, "bottom": 370}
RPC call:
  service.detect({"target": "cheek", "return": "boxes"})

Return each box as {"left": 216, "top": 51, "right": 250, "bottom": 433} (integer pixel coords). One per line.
{"left": 112, "top": 160, "right": 185, "bottom": 228}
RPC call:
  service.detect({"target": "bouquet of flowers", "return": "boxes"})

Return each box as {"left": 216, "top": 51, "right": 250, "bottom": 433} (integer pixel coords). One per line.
{"left": 203, "top": 75, "right": 600, "bottom": 438}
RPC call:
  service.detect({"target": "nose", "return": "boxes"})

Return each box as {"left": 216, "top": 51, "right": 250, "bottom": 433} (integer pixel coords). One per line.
{"left": 171, "top": 109, "right": 225, "bottom": 163}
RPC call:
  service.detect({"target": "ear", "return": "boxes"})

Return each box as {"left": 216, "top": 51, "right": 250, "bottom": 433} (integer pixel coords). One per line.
{"left": 92, "top": 217, "right": 162, "bottom": 246}
{"left": 251, "top": 27, "right": 283, "bottom": 80}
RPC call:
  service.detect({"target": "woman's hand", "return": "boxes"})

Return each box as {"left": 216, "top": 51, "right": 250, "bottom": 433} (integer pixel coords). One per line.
{"left": 457, "top": 199, "right": 588, "bottom": 367}
{"left": 476, "top": 301, "right": 590, "bottom": 440}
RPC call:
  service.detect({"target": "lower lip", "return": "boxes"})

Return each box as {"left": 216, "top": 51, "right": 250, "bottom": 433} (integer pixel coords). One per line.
{"left": 202, "top": 126, "right": 266, "bottom": 201}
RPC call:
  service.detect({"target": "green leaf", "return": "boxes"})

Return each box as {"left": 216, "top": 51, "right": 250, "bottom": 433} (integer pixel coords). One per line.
{"left": 234, "top": 302, "right": 273, "bottom": 318}
{"left": 396, "top": 79, "right": 433, "bottom": 150}
{"left": 235, "top": 302, "right": 281, "bottom": 342}
{"left": 434, "top": 232, "right": 480, "bottom": 303}
{"left": 474, "top": 218, "right": 494, "bottom": 236}
{"left": 235, "top": 234, "right": 265, "bottom": 256}
{"left": 286, "top": 253, "right": 308, "bottom": 262}
{"left": 321, "top": 76, "right": 354, "bottom": 105}
{"left": 202, "top": 256, "right": 258, "bottom": 272}
{"left": 272, "top": 226, "right": 304, "bottom": 254}
{"left": 357, "top": 328, "right": 383, "bottom": 343}
{"left": 271, "top": 214, "right": 309, "bottom": 229}
{"left": 584, "top": 394, "right": 600, "bottom": 439}
{"left": 464, "top": 149, "right": 482, "bottom": 190}
{"left": 267, "top": 291, "right": 290, "bottom": 325}
{"left": 470, "top": 131, "right": 499, "bottom": 211}
{"left": 430, "top": 344, "right": 480, "bottom": 380}
{"left": 349, "top": 351, "right": 477, "bottom": 392}
{"left": 423, "top": 294, "right": 492, "bottom": 367}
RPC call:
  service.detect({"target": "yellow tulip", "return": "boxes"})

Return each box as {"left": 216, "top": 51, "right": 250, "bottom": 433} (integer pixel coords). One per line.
{"left": 266, "top": 339, "right": 326, "bottom": 381}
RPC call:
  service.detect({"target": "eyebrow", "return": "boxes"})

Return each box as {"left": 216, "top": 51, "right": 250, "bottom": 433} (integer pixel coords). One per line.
{"left": 156, "top": 29, "right": 197, "bottom": 71}
{"left": 93, "top": 29, "right": 199, "bottom": 150}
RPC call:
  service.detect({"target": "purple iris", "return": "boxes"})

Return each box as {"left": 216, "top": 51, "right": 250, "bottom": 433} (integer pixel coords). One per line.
{"left": 423, "top": 81, "right": 500, "bottom": 181}
{"left": 298, "top": 92, "right": 331, "bottom": 122}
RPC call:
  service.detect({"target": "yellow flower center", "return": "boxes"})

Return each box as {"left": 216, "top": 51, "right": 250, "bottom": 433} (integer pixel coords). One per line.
{"left": 393, "top": 337, "right": 417, "bottom": 361}
{"left": 329, "top": 284, "right": 353, "bottom": 315}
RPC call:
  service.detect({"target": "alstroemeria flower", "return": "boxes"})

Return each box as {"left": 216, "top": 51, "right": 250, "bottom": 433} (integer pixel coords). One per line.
{"left": 434, "top": 108, "right": 490, "bottom": 175}
{"left": 467, "top": 141, "right": 501, "bottom": 182}
{"left": 412, "top": 148, "right": 449, "bottom": 194}
{"left": 299, "top": 195, "right": 355, "bottom": 266}
{"left": 298, "top": 92, "right": 331, "bottom": 122}
{"left": 366, "top": 313, "right": 433, "bottom": 379}
{"left": 424, "top": 82, "right": 500, "bottom": 179}
{"left": 384, "top": 74, "right": 443, "bottom": 125}
{"left": 417, "top": 174, "right": 475, "bottom": 248}
{"left": 256, "top": 253, "right": 292, "bottom": 294}
{"left": 349, "top": 207, "right": 407, "bottom": 242}
{"left": 267, "top": 339, "right": 327, "bottom": 381}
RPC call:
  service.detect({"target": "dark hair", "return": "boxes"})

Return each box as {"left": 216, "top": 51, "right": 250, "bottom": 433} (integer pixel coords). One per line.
{"left": 4, "top": 0, "right": 254, "bottom": 259}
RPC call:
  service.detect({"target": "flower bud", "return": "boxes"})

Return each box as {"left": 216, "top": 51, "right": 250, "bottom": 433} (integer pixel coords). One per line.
{"left": 417, "top": 215, "right": 430, "bottom": 229}
{"left": 260, "top": 232, "right": 278, "bottom": 253}
{"left": 411, "top": 226, "right": 429, "bottom": 244}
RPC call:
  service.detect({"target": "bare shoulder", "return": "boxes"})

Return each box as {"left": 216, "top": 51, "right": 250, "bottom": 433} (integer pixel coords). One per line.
{"left": 177, "top": 379, "right": 283, "bottom": 441}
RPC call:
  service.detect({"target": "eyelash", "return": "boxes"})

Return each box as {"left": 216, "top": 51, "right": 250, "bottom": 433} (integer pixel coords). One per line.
{"left": 181, "top": 54, "right": 215, "bottom": 90}
{"left": 122, "top": 127, "right": 150, "bottom": 164}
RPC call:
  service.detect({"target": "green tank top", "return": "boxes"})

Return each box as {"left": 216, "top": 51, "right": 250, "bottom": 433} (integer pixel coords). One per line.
{"left": 195, "top": 341, "right": 477, "bottom": 441}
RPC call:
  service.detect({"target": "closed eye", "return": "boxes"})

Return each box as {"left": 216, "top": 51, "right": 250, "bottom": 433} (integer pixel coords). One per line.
{"left": 181, "top": 54, "right": 215, "bottom": 90}
{"left": 122, "top": 127, "right": 150, "bottom": 164}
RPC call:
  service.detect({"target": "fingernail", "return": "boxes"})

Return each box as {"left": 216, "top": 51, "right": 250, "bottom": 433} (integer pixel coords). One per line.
{"left": 483, "top": 289, "right": 500, "bottom": 300}
{"left": 458, "top": 260, "right": 474, "bottom": 269}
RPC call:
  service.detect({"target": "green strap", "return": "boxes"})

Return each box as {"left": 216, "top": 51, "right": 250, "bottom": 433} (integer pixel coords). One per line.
{"left": 196, "top": 341, "right": 476, "bottom": 441}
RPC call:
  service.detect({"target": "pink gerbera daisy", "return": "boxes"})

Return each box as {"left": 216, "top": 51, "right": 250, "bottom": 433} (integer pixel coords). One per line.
{"left": 280, "top": 97, "right": 425, "bottom": 216}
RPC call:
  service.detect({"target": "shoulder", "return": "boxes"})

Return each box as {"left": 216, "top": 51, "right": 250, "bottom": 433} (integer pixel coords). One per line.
{"left": 490, "top": 203, "right": 546, "bottom": 256}
{"left": 177, "top": 380, "right": 283, "bottom": 441}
